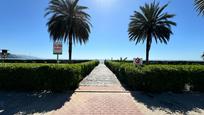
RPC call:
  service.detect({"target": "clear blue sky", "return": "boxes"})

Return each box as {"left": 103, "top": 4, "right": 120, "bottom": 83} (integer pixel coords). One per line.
{"left": 0, "top": 0, "right": 203, "bottom": 60}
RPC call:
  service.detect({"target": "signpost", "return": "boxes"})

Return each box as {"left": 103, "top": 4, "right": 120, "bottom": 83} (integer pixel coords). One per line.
{"left": 53, "top": 41, "right": 62, "bottom": 63}
{"left": 133, "top": 57, "right": 143, "bottom": 65}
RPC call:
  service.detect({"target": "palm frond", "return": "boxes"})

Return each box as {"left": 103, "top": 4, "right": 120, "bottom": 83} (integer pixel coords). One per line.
{"left": 128, "top": 2, "right": 176, "bottom": 45}
{"left": 202, "top": 52, "right": 204, "bottom": 60}
{"left": 45, "top": 0, "right": 91, "bottom": 44}
{"left": 195, "top": 0, "right": 204, "bottom": 15}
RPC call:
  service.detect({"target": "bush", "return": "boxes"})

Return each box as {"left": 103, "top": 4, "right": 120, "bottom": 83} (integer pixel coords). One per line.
{"left": 0, "top": 59, "right": 92, "bottom": 64}
{"left": 0, "top": 60, "right": 99, "bottom": 91}
{"left": 188, "top": 66, "right": 204, "bottom": 91}
{"left": 105, "top": 61, "right": 204, "bottom": 92}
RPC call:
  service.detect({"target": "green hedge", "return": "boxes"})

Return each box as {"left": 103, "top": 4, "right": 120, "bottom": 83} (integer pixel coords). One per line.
{"left": 0, "top": 59, "right": 92, "bottom": 64}
{"left": 105, "top": 61, "right": 204, "bottom": 92}
{"left": 0, "top": 60, "right": 99, "bottom": 91}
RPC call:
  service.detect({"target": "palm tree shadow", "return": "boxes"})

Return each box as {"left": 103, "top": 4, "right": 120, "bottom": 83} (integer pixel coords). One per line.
{"left": 130, "top": 91, "right": 204, "bottom": 113}
{"left": 0, "top": 91, "right": 74, "bottom": 115}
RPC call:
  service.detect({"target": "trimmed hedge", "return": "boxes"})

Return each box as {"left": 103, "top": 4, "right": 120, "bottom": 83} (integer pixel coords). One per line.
{"left": 0, "top": 60, "right": 99, "bottom": 91}
{"left": 0, "top": 59, "right": 91, "bottom": 64}
{"left": 105, "top": 61, "right": 204, "bottom": 92}
{"left": 113, "top": 60, "right": 204, "bottom": 65}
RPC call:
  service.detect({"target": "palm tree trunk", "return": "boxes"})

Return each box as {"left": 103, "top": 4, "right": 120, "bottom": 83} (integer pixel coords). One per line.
{"left": 146, "top": 34, "right": 151, "bottom": 65}
{"left": 68, "top": 34, "right": 72, "bottom": 63}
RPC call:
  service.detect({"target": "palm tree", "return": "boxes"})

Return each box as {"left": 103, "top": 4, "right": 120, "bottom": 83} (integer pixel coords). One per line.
{"left": 45, "top": 0, "right": 91, "bottom": 62}
{"left": 128, "top": 2, "right": 176, "bottom": 64}
{"left": 195, "top": 1, "right": 204, "bottom": 61}
{"left": 195, "top": 0, "right": 204, "bottom": 15}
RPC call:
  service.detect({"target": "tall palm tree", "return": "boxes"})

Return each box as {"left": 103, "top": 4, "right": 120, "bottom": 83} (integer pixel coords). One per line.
{"left": 45, "top": 0, "right": 91, "bottom": 62}
{"left": 128, "top": 2, "right": 176, "bottom": 64}
{"left": 195, "top": 0, "right": 204, "bottom": 15}
{"left": 195, "top": 1, "right": 204, "bottom": 61}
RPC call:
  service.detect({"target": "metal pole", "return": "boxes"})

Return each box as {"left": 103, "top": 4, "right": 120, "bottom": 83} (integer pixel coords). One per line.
{"left": 57, "top": 54, "right": 59, "bottom": 64}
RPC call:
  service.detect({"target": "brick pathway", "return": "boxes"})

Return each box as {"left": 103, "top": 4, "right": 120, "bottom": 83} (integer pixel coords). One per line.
{"left": 47, "top": 63, "right": 143, "bottom": 115}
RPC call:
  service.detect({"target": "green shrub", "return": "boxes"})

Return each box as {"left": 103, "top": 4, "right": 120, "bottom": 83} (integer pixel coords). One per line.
{"left": 105, "top": 61, "right": 204, "bottom": 92}
{"left": 188, "top": 66, "right": 204, "bottom": 91}
{"left": 0, "top": 60, "right": 99, "bottom": 91}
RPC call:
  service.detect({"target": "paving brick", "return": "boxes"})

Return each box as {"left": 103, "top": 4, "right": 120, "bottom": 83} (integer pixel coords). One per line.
{"left": 46, "top": 63, "right": 143, "bottom": 115}
{"left": 49, "top": 93, "right": 142, "bottom": 115}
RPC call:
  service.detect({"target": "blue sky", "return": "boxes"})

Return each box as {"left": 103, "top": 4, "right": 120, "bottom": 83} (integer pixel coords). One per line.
{"left": 0, "top": 0, "right": 203, "bottom": 60}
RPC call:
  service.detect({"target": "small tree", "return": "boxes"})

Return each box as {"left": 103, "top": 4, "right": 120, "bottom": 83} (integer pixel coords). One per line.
{"left": 202, "top": 52, "right": 204, "bottom": 60}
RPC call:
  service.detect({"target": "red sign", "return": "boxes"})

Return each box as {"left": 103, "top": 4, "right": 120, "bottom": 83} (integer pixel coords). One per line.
{"left": 53, "top": 41, "right": 62, "bottom": 54}
{"left": 133, "top": 58, "right": 143, "bottom": 65}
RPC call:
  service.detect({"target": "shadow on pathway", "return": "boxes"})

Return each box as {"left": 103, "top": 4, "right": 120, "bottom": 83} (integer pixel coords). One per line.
{"left": 130, "top": 91, "right": 204, "bottom": 113}
{"left": 0, "top": 91, "right": 73, "bottom": 115}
